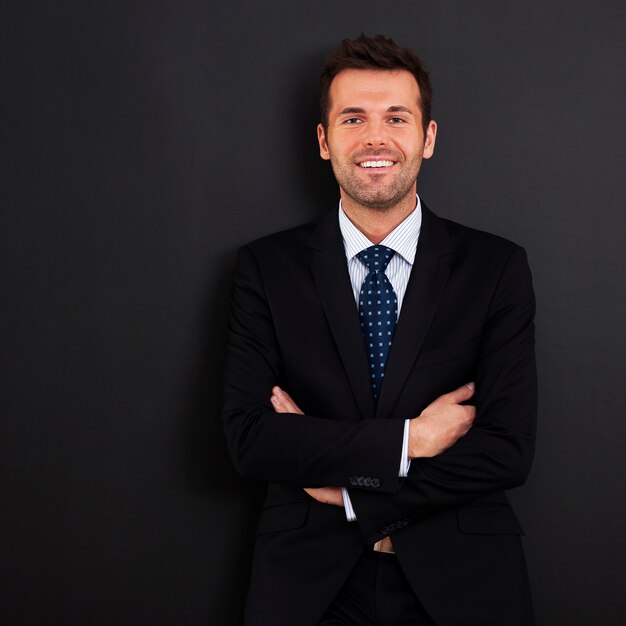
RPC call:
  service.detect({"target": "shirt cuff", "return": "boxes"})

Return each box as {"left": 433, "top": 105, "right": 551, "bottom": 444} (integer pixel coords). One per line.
{"left": 400, "top": 419, "right": 412, "bottom": 477}
{"left": 342, "top": 488, "right": 357, "bottom": 522}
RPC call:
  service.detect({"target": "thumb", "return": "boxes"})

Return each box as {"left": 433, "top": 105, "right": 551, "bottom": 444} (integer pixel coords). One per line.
{"left": 444, "top": 382, "right": 475, "bottom": 404}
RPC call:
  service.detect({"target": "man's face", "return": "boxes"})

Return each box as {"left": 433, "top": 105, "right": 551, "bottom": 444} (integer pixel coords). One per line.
{"left": 317, "top": 69, "right": 437, "bottom": 212}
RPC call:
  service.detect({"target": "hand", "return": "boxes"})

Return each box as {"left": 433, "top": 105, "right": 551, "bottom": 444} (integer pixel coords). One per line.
{"left": 409, "top": 382, "right": 476, "bottom": 459}
{"left": 303, "top": 486, "right": 343, "bottom": 506}
{"left": 270, "top": 386, "right": 304, "bottom": 414}
{"left": 270, "top": 386, "right": 343, "bottom": 507}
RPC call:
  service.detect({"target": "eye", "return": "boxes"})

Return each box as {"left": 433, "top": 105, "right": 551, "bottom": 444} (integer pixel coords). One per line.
{"left": 389, "top": 117, "right": 406, "bottom": 124}
{"left": 344, "top": 117, "right": 363, "bottom": 125}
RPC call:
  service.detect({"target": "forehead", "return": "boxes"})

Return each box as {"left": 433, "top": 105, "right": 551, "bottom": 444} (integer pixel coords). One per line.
{"left": 328, "top": 69, "right": 421, "bottom": 112}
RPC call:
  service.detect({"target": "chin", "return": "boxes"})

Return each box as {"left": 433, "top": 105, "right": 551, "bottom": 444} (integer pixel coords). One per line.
{"left": 362, "top": 201, "right": 399, "bottom": 212}
{"left": 351, "top": 190, "right": 412, "bottom": 212}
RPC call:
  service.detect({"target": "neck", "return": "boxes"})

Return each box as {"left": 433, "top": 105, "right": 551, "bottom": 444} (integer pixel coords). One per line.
{"left": 340, "top": 193, "right": 417, "bottom": 244}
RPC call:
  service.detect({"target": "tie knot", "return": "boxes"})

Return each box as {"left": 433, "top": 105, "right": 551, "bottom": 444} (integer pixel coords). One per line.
{"left": 357, "top": 245, "right": 395, "bottom": 273}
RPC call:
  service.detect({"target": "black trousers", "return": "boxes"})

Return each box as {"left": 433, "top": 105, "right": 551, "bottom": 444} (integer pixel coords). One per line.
{"left": 319, "top": 550, "right": 436, "bottom": 626}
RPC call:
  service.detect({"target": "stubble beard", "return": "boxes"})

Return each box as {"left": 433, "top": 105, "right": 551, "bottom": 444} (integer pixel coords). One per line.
{"left": 331, "top": 157, "right": 421, "bottom": 212}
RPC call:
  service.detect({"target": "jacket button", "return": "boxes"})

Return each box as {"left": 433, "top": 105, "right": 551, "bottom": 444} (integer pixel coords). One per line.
{"left": 349, "top": 476, "right": 358, "bottom": 486}
{"left": 381, "top": 526, "right": 389, "bottom": 535}
{"left": 371, "top": 478, "right": 380, "bottom": 488}
{"left": 357, "top": 476, "right": 365, "bottom": 486}
{"left": 364, "top": 477, "right": 372, "bottom": 487}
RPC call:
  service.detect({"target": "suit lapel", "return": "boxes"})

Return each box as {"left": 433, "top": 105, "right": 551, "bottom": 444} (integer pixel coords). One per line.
{"left": 308, "top": 212, "right": 377, "bottom": 420}
{"left": 376, "top": 206, "right": 455, "bottom": 418}
{"left": 307, "top": 206, "right": 455, "bottom": 421}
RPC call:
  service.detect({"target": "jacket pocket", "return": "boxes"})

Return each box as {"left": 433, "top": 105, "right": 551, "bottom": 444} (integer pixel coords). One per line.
{"left": 255, "top": 501, "right": 310, "bottom": 536}
{"left": 456, "top": 504, "right": 524, "bottom": 535}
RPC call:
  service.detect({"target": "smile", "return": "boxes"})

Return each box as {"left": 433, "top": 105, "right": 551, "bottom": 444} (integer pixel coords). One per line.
{"left": 358, "top": 160, "right": 395, "bottom": 168}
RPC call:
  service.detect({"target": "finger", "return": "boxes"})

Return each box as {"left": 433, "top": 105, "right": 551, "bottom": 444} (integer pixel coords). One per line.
{"left": 271, "top": 386, "right": 304, "bottom": 414}
{"left": 270, "top": 386, "right": 286, "bottom": 412}
{"left": 278, "top": 389, "right": 303, "bottom": 414}
{"left": 304, "top": 487, "right": 325, "bottom": 503}
{"left": 304, "top": 487, "right": 342, "bottom": 506}
{"left": 303, "top": 487, "right": 317, "bottom": 500}
{"left": 270, "top": 386, "right": 290, "bottom": 413}
{"left": 271, "top": 393, "right": 288, "bottom": 413}
{"left": 280, "top": 389, "right": 304, "bottom": 414}
{"left": 441, "top": 382, "right": 475, "bottom": 404}
{"left": 456, "top": 406, "right": 477, "bottom": 435}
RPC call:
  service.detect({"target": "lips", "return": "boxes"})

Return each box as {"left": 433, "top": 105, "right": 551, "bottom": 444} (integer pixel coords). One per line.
{"left": 358, "top": 160, "right": 395, "bottom": 168}
{"left": 355, "top": 151, "right": 400, "bottom": 169}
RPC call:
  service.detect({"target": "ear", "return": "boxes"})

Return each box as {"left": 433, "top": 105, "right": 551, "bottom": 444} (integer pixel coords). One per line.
{"left": 317, "top": 123, "right": 331, "bottom": 160}
{"left": 422, "top": 120, "right": 437, "bottom": 159}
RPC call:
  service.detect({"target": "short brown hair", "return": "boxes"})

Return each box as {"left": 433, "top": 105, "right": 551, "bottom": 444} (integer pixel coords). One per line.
{"left": 320, "top": 34, "right": 433, "bottom": 132}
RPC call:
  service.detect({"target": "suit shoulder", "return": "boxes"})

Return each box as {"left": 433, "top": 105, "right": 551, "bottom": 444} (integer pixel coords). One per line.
{"left": 240, "top": 220, "right": 316, "bottom": 256}
{"left": 440, "top": 216, "right": 527, "bottom": 261}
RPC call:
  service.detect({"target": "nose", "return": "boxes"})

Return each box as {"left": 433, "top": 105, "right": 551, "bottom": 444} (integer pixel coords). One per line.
{"left": 365, "top": 120, "right": 387, "bottom": 147}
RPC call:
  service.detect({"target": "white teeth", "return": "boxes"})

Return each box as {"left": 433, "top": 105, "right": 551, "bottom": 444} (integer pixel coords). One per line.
{"left": 359, "top": 160, "right": 394, "bottom": 168}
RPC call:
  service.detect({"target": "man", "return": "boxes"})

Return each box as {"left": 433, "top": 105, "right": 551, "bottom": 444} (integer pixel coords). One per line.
{"left": 223, "top": 34, "right": 536, "bottom": 625}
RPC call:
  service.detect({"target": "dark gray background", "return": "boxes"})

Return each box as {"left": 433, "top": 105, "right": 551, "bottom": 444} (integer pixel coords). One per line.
{"left": 1, "top": 1, "right": 625, "bottom": 624}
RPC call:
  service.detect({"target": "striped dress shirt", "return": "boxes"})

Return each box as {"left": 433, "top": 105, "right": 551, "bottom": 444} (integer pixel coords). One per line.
{"left": 338, "top": 196, "right": 422, "bottom": 520}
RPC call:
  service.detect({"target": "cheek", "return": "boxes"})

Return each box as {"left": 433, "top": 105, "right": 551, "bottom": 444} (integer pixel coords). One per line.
{"left": 405, "top": 141, "right": 425, "bottom": 162}
{"left": 330, "top": 131, "right": 361, "bottom": 154}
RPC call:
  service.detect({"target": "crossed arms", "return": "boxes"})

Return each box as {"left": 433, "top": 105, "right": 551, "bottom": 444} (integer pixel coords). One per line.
{"left": 223, "top": 241, "right": 537, "bottom": 542}
{"left": 270, "top": 382, "right": 477, "bottom": 507}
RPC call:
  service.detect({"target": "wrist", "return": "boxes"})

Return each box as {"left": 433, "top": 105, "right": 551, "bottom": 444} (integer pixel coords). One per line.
{"left": 408, "top": 417, "right": 421, "bottom": 459}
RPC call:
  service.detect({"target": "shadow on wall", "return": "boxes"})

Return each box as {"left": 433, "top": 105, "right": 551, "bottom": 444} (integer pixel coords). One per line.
{"left": 177, "top": 51, "right": 343, "bottom": 624}
{"left": 182, "top": 249, "right": 263, "bottom": 498}
{"left": 188, "top": 51, "right": 342, "bottom": 500}
{"left": 287, "top": 50, "right": 339, "bottom": 219}
{"left": 180, "top": 249, "right": 265, "bottom": 624}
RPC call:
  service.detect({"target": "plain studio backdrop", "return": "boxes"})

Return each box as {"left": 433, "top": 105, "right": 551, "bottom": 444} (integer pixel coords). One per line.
{"left": 1, "top": 1, "right": 625, "bottom": 624}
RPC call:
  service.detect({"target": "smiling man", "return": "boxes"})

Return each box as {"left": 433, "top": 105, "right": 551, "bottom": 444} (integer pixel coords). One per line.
{"left": 318, "top": 68, "right": 435, "bottom": 218}
{"left": 223, "top": 34, "right": 537, "bottom": 626}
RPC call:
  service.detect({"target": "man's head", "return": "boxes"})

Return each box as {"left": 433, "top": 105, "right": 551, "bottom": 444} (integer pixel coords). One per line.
{"left": 319, "top": 34, "right": 432, "bottom": 134}
{"left": 317, "top": 34, "right": 437, "bottom": 215}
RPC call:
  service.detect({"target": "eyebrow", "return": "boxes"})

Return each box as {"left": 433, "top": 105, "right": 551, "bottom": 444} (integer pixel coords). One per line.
{"left": 387, "top": 106, "right": 414, "bottom": 115}
{"left": 338, "top": 107, "right": 366, "bottom": 115}
{"left": 337, "top": 106, "right": 414, "bottom": 115}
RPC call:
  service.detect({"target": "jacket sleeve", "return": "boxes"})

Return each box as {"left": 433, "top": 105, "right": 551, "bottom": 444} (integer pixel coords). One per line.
{"left": 222, "top": 245, "right": 406, "bottom": 492}
{"left": 348, "top": 245, "right": 537, "bottom": 543}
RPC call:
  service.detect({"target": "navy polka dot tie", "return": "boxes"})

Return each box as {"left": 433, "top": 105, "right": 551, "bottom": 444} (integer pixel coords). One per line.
{"left": 357, "top": 245, "right": 398, "bottom": 400}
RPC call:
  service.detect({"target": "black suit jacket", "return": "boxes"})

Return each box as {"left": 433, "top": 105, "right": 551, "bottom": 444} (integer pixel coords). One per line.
{"left": 223, "top": 205, "right": 537, "bottom": 626}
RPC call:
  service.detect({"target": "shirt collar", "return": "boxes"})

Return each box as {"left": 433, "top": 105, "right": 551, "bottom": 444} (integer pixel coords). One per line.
{"left": 338, "top": 195, "right": 422, "bottom": 266}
